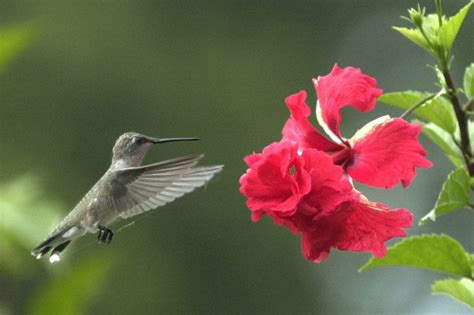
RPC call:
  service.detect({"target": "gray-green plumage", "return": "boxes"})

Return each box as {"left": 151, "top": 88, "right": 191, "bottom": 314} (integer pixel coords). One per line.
{"left": 32, "top": 132, "right": 223, "bottom": 262}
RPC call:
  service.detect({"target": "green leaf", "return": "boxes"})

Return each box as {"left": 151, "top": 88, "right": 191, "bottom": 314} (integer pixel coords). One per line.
{"left": 27, "top": 255, "right": 113, "bottom": 315}
{"left": 393, "top": 26, "right": 434, "bottom": 55}
{"left": 432, "top": 278, "right": 474, "bottom": 308}
{"left": 470, "top": 254, "right": 474, "bottom": 277}
{"left": 432, "top": 64, "right": 448, "bottom": 91}
{"left": 438, "top": 2, "right": 472, "bottom": 53}
{"left": 469, "top": 120, "right": 474, "bottom": 161}
{"left": 359, "top": 234, "right": 472, "bottom": 278}
{"left": 0, "top": 176, "right": 63, "bottom": 274}
{"left": 394, "top": 13, "right": 444, "bottom": 58}
{"left": 0, "top": 22, "right": 38, "bottom": 73}
{"left": 379, "top": 91, "right": 456, "bottom": 133}
{"left": 420, "top": 168, "right": 471, "bottom": 225}
{"left": 0, "top": 176, "right": 62, "bottom": 243}
{"left": 470, "top": 254, "right": 474, "bottom": 279}
{"left": 414, "top": 120, "right": 463, "bottom": 168}
{"left": 464, "top": 63, "right": 474, "bottom": 99}
{"left": 421, "top": 13, "right": 442, "bottom": 39}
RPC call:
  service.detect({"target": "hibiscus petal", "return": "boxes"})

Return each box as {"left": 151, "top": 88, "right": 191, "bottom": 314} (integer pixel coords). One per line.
{"left": 348, "top": 117, "right": 432, "bottom": 188}
{"left": 335, "top": 198, "right": 413, "bottom": 258}
{"left": 299, "top": 149, "right": 354, "bottom": 217}
{"left": 313, "top": 64, "right": 383, "bottom": 139}
{"left": 239, "top": 141, "right": 311, "bottom": 215}
{"left": 301, "top": 208, "right": 347, "bottom": 263}
{"left": 300, "top": 196, "right": 412, "bottom": 263}
{"left": 282, "top": 90, "right": 340, "bottom": 152}
{"left": 267, "top": 212, "right": 301, "bottom": 235}
{"left": 251, "top": 210, "right": 266, "bottom": 222}
{"left": 251, "top": 207, "right": 303, "bottom": 235}
{"left": 244, "top": 152, "right": 262, "bottom": 167}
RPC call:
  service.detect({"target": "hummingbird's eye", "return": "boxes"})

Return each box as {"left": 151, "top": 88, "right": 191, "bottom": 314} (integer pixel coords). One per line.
{"left": 132, "top": 137, "right": 146, "bottom": 145}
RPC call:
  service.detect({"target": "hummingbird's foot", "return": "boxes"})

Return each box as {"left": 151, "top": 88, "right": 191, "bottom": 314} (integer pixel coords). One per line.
{"left": 98, "top": 226, "right": 114, "bottom": 244}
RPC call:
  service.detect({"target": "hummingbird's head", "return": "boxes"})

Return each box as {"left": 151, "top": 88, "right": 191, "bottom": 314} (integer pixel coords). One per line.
{"left": 111, "top": 132, "right": 199, "bottom": 169}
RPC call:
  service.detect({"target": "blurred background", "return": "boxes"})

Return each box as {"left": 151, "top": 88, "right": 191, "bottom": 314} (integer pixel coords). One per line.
{"left": 0, "top": 0, "right": 472, "bottom": 314}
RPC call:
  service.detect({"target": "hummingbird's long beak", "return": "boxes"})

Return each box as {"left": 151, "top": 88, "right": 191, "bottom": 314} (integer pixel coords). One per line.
{"left": 150, "top": 137, "right": 200, "bottom": 144}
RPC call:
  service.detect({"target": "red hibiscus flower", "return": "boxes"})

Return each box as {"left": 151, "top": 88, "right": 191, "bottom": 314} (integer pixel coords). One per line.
{"left": 240, "top": 64, "right": 431, "bottom": 263}
{"left": 283, "top": 64, "right": 432, "bottom": 188}
{"left": 240, "top": 142, "right": 355, "bottom": 234}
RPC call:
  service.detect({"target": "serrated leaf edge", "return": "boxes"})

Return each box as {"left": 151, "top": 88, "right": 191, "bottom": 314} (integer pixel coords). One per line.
{"left": 359, "top": 234, "right": 471, "bottom": 278}
{"left": 420, "top": 168, "right": 471, "bottom": 224}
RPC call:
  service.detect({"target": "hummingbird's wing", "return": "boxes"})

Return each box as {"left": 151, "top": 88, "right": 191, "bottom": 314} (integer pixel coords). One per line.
{"left": 111, "top": 155, "right": 223, "bottom": 219}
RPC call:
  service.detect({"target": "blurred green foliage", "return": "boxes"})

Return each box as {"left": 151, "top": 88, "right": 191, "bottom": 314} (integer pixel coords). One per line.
{"left": 0, "top": 22, "right": 37, "bottom": 73}
{"left": 0, "top": 21, "right": 112, "bottom": 315}
{"left": 0, "top": 175, "right": 113, "bottom": 314}
{"left": 27, "top": 255, "right": 112, "bottom": 315}
{"left": 0, "top": 175, "right": 62, "bottom": 274}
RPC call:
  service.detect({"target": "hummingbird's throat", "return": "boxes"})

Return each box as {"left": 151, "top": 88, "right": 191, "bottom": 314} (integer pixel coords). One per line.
{"left": 111, "top": 150, "right": 148, "bottom": 169}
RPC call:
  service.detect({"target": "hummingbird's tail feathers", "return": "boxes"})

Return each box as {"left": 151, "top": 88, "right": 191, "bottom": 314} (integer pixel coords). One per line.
{"left": 31, "top": 229, "right": 74, "bottom": 260}
{"left": 48, "top": 240, "right": 71, "bottom": 263}
{"left": 118, "top": 164, "right": 223, "bottom": 219}
{"left": 52, "top": 240, "right": 71, "bottom": 256}
{"left": 31, "top": 232, "right": 62, "bottom": 259}
{"left": 32, "top": 245, "right": 52, "bottom": 260}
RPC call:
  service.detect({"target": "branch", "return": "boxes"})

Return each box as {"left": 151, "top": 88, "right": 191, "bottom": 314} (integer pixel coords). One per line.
{"left": 443, "top": 69, "right": 474, "bottom": 176}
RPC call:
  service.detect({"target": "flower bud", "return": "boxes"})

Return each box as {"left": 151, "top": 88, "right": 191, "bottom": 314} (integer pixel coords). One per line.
{"left": 408, "top": 6, "right": 425, "bottom": 29}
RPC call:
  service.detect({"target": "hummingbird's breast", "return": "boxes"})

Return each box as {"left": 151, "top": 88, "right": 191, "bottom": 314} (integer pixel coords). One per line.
{"left": 51, "top": 171, "right": 120, "bottom": 235}
{"left": 80, "top": 172, "right": 124, "bottom": 229}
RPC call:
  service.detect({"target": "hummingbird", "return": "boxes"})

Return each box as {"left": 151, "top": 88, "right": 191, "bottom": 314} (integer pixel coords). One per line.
{"left": 32, "top": 132, "right": 223, "bottom": 263}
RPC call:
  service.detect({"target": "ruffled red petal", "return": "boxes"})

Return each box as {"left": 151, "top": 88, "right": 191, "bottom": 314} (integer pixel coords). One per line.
{"left": 298, "top": 149, "right": 354, "bottom": 217}
{"left": 301, "top": 196, "right": 413, "bottom": 263}
{"left": 348, "top": 117, "right": 432, "bottom": 188}
{"left": 335, "top": 199, "right": 412, "bottom": 258}
{"left": 267, "top": 212, "right": 301, "bottom": 235}
{"left": 282, "top": 90, "right": 340, "bottom": 152}
{"left": 244, "top": 152, "right": 262, "bottom": 167}
{"left": 301, "top": 208, "right": 346, "bottom": 263}
{"left": 250, "top": 208, "right": 302, "bottom": 235}
{"left": 239, "top": 141, "right": 311, "bottom": 215}
{"left": 313, "top": 64, "right": 383, "bottom": 139}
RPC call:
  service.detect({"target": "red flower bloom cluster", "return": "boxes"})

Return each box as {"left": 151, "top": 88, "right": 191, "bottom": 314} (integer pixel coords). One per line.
{"left": 240, "top": 64, "right": 432, "bottom": 263}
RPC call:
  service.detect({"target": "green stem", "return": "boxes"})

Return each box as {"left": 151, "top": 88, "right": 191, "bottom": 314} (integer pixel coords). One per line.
{"left": 435, "top": 0, "right": 443, "bottom": 27}
{"left": 400, "top": 93, "right": 438, "bottom": 119}
{"left": 451, "top": 135, "right": 462, "bottom": 151}
{"left": 443, "top": 69, "right": 474, "bottom": 176}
